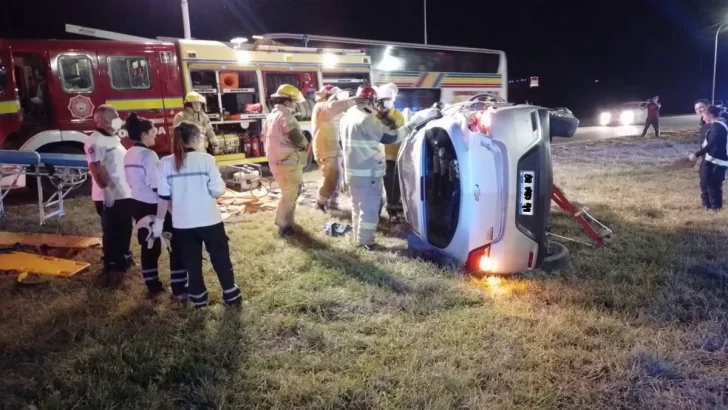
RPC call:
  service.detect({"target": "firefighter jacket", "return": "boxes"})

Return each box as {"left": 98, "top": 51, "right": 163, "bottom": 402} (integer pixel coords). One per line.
{"left": 311, "top": 97, "right": 356, "bottom": 161}
{"left": 173, "top": 109, "right": 219, "bottom": 148}
{"left": 339, "top": 104, "right": 411, "bottom": 183}
{"left": 379, "top": 108, "right": 405, "bottom": 161}
{"left": 262, "top": 104, "right": 308, "bottom": 166}
{"left": 696, "top": 119, "right": 728, "bottom": 167}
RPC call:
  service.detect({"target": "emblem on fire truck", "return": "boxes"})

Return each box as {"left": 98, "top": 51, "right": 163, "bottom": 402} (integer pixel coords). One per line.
{"left": 67, "top": 95, "right": 95, "bottom": 120}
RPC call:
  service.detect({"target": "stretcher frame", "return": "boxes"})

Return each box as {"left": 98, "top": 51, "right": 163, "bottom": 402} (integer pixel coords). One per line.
{"left": 0, "top": 150, "right": 89, "bottom": 225}
{"left": 551, "top": 184, "right": 613, "bottom": 247}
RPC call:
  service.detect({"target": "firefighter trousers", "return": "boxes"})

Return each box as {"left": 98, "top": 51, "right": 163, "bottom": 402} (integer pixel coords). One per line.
{"left": 349, "top": 177, "right": 384, "bottom": 246}
{"left": 131, "top": 200, "right": 187, "bottom": 295}
{"left": 270, "top": 152, "right": 305, "bottom": 229}
{"left": 317, "top": 156, "right": 343, "bottom": 207}
{"left": 700, "top": 161, "right": 726, "bottom": 210}
{"left": 95, "top": 199, "right": 134, "bottom": 272}
{"left": 175, "top": 222, "right": 242, "bottom": 308}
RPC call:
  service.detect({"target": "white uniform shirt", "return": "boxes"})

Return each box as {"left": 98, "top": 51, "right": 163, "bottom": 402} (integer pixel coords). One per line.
{"left": 124, "top": 143, "right": 160, "bottom": 204}
{"left": 84, "top": 129, "right": 132, "bottom": 201}
{"left": 157, "top": 149, "right": 226, "bottom": 229}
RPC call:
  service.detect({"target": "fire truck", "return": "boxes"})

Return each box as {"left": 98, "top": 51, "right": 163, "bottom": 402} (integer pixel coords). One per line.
{"left": 0, "top": 26, "right": 372, "bottom": 192}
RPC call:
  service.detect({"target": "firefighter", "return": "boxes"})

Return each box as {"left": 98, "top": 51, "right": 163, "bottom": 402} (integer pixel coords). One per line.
{"left": 156, "top": 121, "right": 242, "bottom": 309}
{"left": 375, "top": 83, "right": 406, "bottom": 219}
{"left": 339, "top": 85, "right": 414, "bottom": 249}
{"left": 689, "top": 105, "right": 728, "bottom": 211}
{"left": 311, "top": 85, "right": 356, "bottom": 212}
{"left": 123, "top": 113, "right": 187, "bottom": 299}
{"left": 173, "top": 92, "right": 221, "bottom": 153}
{"left": 84, "top": 105, "right": 134, "bottom": 278}
{"left": 262, "top": 84, "right": 309, "bottom": 237}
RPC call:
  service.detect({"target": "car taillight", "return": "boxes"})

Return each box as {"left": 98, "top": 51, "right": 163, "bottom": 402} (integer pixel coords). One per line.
{"left": 466, "top": 245, "right": 495, "bottom": 273}
{"left": 467, "top": 109, "right": 493, "bottom": 136}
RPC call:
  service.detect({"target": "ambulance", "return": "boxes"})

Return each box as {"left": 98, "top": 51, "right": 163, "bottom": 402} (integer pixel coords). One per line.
{"left": 0, "top": 27, "right": 372, "bottom": 192}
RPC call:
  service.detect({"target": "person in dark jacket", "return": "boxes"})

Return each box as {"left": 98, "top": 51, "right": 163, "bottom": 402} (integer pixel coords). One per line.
{"left": 689, "top": 105, "right": 728, "bottom": 211}
{"left": 641, "top": 95, "right": 661, "bottom": 138}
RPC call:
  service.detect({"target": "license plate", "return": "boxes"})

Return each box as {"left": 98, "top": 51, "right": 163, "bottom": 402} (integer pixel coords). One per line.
{"left": 519, "top": 170, "right": 535, "bottom": 215}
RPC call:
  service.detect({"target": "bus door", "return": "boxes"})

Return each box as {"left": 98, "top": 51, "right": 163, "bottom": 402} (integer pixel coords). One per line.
{"left": 48, "top": 49, "right": 105, "bottom": 135}
{"left": 98, "top": 45, "right": 169, "bottom": 151}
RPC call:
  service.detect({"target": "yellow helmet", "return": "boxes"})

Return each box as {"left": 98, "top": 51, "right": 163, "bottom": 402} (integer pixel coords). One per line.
{"left": 271, "top": 84, "right": 305, "bottom": 103}
{"left": 184, "top": 92, "right": 206, "bottom": 104}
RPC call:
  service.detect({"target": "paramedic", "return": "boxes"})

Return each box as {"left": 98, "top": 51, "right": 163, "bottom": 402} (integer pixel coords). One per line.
{"left": 311, "top": 85, "right": 356, "bottom": 212}
{"left": 375, "top": 83, "right": 406, "bottom": 219}
{"left": 85, "top": 105, "right": 134, "bottom": 275}
{"left": 262, "top": 84, "right": 309, "bottom": 237}
{"left": 156, "top": 121, "right": 242, "bottom": 308}
{"left": 173, "top": 92, "right": 220, "bottom": 153}
{"left": 339, "top": 85, "right": 414, "bottom": 249}
{"left": 124, "top": 113, "right": 187, "bottom": 299}
{"left": 689, "top": 105, "right": 728, "bottom": 211}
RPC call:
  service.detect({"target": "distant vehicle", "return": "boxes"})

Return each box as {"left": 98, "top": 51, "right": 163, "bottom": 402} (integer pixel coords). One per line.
{"left": 598, "top": 101, "right": 649, "bottom": 126}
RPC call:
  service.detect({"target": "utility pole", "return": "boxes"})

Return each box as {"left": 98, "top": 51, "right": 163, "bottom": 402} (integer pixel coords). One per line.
{"left": 423, "top": 0, "right": 428, "bottom": 45}
{"left": 181, "top": 0, "right": 192, "bottom": 39}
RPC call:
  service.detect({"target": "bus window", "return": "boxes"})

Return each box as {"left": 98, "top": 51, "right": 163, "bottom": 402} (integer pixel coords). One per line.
{"left": 58, "top": 55, "right": 94, "bottom": 93}
{"left": 394, "top": 89, "right": 441, "bottom": 112}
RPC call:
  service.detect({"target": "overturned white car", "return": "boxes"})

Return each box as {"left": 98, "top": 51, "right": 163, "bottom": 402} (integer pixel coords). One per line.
{"left": 398, "top": 97, "right": 573, "bottom": 275}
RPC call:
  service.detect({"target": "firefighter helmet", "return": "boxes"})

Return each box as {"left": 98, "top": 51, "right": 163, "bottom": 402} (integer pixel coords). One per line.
{"left": 355, "top": 85, "right": 378, "bottom": 102}
{"left": 316, "top": 85, "right": 340, "bottom": 96}
{"left": 271, "top": 84, "right": 305, "bottom": 102}
{"left": 184, "top": 92, "right": 206, "bottom": 104}
{"left": 376, "top": 83, "right": 398, "bottom": 101}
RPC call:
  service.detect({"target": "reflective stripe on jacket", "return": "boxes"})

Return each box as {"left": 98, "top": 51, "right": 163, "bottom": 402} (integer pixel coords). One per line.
{"left": 312, "top": 97, "right": 355, "bottom": 160}
{"left": 339, "top": 104, "right": 409, "bottom": 183}
{"left": 703, "top": 120, "right": 728, "bottom": 167}
{"left": 262, "top": 105, "right": 304, "bottom": 165}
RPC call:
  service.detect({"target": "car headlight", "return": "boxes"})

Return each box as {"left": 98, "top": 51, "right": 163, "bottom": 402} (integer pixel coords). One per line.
{"left": 619, "top": 110, "right": 634, "bottom": 126}
{"left": 599, "top": 112, "right": 611, "bottom": 126}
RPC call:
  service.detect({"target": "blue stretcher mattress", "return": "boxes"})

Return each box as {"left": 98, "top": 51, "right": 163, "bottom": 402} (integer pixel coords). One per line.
{"left": 0, "top": 150, "right": 41, "bottom": 166}
{"left": 38, "top": 153, "right": 88, "bottom": 168}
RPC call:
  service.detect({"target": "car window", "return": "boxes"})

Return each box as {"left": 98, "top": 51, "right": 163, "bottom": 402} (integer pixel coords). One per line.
{"left": 108, "top": 56, "right": 152, "bottom": 90}
{"left": 59, "top": 55, "right": 94, "bottom": 93}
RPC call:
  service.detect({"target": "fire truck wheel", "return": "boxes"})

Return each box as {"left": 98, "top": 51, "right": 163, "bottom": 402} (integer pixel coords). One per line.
{"left": 540, "top": 241, "right": 570, "bottom": 272}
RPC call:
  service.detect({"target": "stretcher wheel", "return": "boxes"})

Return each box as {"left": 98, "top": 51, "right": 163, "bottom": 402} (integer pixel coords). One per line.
{"left": 540, "top": 241, "right": 570, "bottom": 272}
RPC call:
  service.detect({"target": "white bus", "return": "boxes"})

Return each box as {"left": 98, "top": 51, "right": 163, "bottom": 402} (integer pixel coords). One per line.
{"left": 257, "top": 34, "right": 508, "bottom": 113}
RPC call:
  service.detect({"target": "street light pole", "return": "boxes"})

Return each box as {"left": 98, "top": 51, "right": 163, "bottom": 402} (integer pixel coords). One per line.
{"left": 712, "top": 22, "right": 728, "bottom": 104}
{"left": 181, "top": 0, "right": 192, "bottom": 39}
{"left": 423, "top": 0, "right": 427, "bottom": 45}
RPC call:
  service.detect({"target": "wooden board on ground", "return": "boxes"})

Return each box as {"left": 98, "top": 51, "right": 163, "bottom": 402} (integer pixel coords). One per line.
{"left": 0, "top": 232, "right": 101, "bottom": 249}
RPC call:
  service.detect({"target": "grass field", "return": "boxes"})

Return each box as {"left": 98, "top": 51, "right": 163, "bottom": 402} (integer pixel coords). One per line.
{"left": 2, "top": 131, "right": 728, "bottom": 409}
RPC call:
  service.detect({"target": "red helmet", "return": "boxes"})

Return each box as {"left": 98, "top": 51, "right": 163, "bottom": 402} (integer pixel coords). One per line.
{"left": 355, "top": 85, "right": 377, "bottom": 102}
{"left": 316, "top": 85, "right": 337, "bottom": 95}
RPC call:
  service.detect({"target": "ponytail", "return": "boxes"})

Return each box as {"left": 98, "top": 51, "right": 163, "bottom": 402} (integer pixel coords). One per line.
{"left": 173, "top": 121, "right": 201, "bottom": 171}
{"left": 125, "top": 112, "right": 153, "bottom": 142}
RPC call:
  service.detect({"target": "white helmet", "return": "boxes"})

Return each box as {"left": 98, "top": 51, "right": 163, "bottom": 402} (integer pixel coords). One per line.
{"left": 376, "top": 83, "right": 398, "bottom": 101}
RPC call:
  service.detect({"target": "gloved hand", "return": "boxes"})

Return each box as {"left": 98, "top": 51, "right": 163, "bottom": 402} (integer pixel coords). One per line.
{"left": 151, "top": 217, "right": 165, "bottom": 239}
{"left": 103, "top": 187, "right": 116, "bottom": 208}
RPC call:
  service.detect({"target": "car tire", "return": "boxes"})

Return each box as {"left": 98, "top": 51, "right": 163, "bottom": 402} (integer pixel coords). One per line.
{"left": 540, "top": 241, "right": 570, "bottom": 272}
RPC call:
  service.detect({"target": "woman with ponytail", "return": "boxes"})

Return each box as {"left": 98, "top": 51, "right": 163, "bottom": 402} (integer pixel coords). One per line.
{"left": 124, "top": 112, "right": 187, "bottom": 299}
{"left": 156, "top": 121, "right": 242, "bottom": 309}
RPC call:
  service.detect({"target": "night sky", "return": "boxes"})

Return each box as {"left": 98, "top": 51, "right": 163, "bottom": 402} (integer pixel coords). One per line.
{"left": 2, "top": 0, "right": 726, "bottom": 119}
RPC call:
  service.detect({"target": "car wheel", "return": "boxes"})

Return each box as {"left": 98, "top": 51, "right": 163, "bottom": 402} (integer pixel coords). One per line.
{"left": 540, "top": 241, "right": 570, "bottom": 272}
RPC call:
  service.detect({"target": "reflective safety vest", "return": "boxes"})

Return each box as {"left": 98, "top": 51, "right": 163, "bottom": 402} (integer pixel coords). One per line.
{"left": 339, "top": 104, "right": 409, "bottom": 182}
{"left": 173, "top": 109, "right": 219, "bottom": 147}
{"left": 262, "top": 105, "right": 304, "bottom": 166}
{"left": 703, "top": 120, "right": 728, "bottom": 167}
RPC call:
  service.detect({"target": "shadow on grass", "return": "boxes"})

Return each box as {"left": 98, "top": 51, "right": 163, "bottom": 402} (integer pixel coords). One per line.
{"left": 0, "top": 280, "right": 249, "bottom": 409}
{"left": 541, "top": 202, "right": 728, "bottom": 325}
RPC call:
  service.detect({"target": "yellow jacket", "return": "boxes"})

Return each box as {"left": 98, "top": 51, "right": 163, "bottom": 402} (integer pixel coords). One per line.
{"left": 380, "top": 108, "right": 405, "bottom": 161}
{"left": 311, "top": 98, "right": 355, "bottom": 160}
{"left": 173, "top": 109, "right": 219, "bottom": 147}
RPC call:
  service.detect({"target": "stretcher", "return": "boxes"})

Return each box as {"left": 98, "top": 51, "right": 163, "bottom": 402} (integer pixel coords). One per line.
{"left": 0, "top": 150, "right": 89, "bottom": 225}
